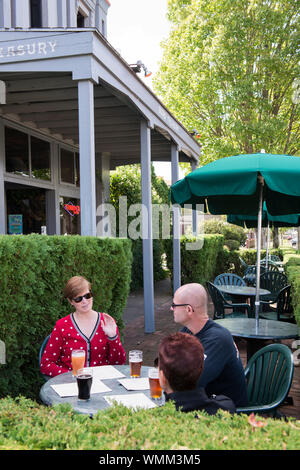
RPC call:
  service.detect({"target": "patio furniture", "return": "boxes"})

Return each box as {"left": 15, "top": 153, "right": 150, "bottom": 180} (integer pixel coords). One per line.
{"left": 236, "top": 343, "right": 294, "bottom": 418}
{"left": 260, "top": 285, "right": 295, "bottom": 323}
{"left": 40, "top": 364, "right": 161, "bottom": 416}
{"left": 215, "top": 284, "right": 270, "bottom": 318}
{"left": 239, "top": 256, "right": 249, "bottom": 274}
{"left": 214, "top": 273, "right": 246, "bottom": 304}
{"left": 214, "top": 317, "right": 299, "bottom": 361}
{"left": 206, "top": 281, "right": 251, "bottom": 319}
{"left": 39, "top": 334, "right": 50, "bottom": 382}
{"left": 260, "top": 260, "right": 279, "bottom": 272}
{"left": 259, "top": 271, "right": 288, "bottom": 304}
{"left": 214, "top": 273, "right": 246, "bottom": 287}
{"left": 243, "top": 264, "right": 266, "bottom": 286}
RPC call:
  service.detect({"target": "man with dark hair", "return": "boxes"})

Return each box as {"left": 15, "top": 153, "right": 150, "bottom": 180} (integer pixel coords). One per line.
{"left": 171, "top": 283, "right": 248, "bottom": 407}
{"left": 158, "top": 332, "right": 236, "bottom": 414}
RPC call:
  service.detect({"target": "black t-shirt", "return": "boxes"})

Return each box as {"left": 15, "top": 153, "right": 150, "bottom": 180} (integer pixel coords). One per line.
{"left": 165, "top": 387, "right": 236, "bottom": 415}
{"left": 181, "top": 319, "right": 248, "bottom": 407}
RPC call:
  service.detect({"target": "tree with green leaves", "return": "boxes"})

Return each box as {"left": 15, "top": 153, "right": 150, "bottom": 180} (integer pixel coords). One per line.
{"left": 154, "top": 0, "right": 299, "bottom": 164}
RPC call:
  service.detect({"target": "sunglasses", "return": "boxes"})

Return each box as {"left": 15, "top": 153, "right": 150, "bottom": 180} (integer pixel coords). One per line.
{"left": 171, "top": 303, "right": 194, "bottom": 312}
{"left": 73, "top": 292, "right": 93, "bottom": 303}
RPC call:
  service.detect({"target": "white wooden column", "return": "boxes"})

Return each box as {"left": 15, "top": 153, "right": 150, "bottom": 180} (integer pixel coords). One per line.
{"left": 140, "top": 119, "right": 155, "bottom": 333}
{"left": 78, "top": 79, "right": 96, "bottom": 236}
{"left": 171, "top": 143, "right": 181, "bottom": 293}
{"left": 12, "top": 0, "right": 30, "bottom": 28}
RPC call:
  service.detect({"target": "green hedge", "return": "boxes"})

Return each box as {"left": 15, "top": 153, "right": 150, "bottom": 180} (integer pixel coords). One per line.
{"left": 0, "top": 235, "right": 132, "bottom": 399}
{"left": 0, "top": 397, "right": 299, "bottom": 450}
{"left": 285, "top": 254, "right": 300, "bottom": 327}
{"left": 164, "top": 234, "right": 224, "bottom": 286}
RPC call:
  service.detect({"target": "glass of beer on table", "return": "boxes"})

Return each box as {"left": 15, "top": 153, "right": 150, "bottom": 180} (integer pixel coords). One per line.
{"left": 77, "top": 368, "right": 93, "bottom": 401}
{"left": 71, "top": 349, "right": 86, "bottom": 377}
{"left": 129, "top": 350, "right": 143, "bottom": 377}
{"left": 148, "top": 367, "right": 162, "bottom": 400}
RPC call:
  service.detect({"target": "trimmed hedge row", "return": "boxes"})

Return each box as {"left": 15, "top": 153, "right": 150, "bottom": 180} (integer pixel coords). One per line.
{"left": 164, "top": 234, "right": 225, "bottom": 286}
{"left": 0, "top": 397, "right": 299, "bottom": 450}
{"left": 0, "top": 235, "right": 132, "bottom": 399}
{"left": 284, "top": 252, "right": 300, "bottom": 327}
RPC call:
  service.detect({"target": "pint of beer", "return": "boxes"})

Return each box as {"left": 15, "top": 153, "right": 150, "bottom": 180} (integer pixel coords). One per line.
{"left": 77, "top": 367, "right": 93, "bottom": 401}
{"left": 71, "top": 349, "right": 86, "bottom": 376}
{"left": 148, "top": 367, "right": 162, "bottom": 399}
{"left": 129, "top": 350, "right": 143, "bottom": 377}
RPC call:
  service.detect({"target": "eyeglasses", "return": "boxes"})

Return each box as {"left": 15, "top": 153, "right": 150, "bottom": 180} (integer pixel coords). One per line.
{"left": 73, "top": 292, "right": 93, "bottom": 303}
{"left": 171, "top": 303, "right": 194, "bottom": 312}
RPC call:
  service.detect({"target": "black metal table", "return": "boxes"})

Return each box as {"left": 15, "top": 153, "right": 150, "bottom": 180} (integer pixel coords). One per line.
{"left": 215, "top": 318, "right": 299, "bottom": 361}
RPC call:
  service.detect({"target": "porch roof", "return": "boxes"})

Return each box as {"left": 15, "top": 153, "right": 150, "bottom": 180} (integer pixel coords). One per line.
{"left": 0, "top": 28, "right": 200, "bottom": 169}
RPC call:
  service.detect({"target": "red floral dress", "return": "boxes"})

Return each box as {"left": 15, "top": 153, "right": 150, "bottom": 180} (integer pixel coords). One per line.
{"left": 40, "top": 312, "right": 126, "bottom": 377}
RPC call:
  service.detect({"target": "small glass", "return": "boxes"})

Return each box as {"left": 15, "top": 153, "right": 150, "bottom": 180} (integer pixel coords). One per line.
{"left": 71, "top": 349, "right": 85, "bottom": 377}
{"left": 129, "top": 350, "right": 143, "bottom": 378}
{"left": 148, "top": 367, "right": 162, "bottom": 401}
{"left": 76, "top": 367, "right": 93, "bottom": 401}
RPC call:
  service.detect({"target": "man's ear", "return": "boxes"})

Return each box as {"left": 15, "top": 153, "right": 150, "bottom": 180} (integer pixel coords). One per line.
{"left": 159, "top": 368, "right": 170, "bottom": 392}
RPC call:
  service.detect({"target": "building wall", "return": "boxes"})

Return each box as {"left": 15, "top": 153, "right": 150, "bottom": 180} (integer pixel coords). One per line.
{"left": 0, "top": 0, "right": 110, "bottom": 36}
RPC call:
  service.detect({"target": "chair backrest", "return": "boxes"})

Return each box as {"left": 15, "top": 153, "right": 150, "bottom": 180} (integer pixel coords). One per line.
{"left": 262, "top": 254, "right": 281, "bottom": 262}
{"left": 239, "top": 257, "right": 249, "bottom": 271}
{"left": 206, "top": 281, "right": 226, "bottom": 319}
{"left": 214, "top": 273, "right": 246, "bottom": 287}
{"left": 244, "top": 343, "right": 294, "bottom": 410}
{"left": 261, "top": 260, "right": 279, "bottom": 272}
{"left": 260, "top": 271, "right": 288, "bottom": 293}
{"left": 39, "top": 334, "right": 50, "bottom": 367}
{"left": 276, "top": 285, "right": 293, "bottom": 320}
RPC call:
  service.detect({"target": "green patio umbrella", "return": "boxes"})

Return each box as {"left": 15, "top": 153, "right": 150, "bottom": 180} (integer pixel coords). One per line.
{"left": 227, "top": 202, "right": 300, "bottom": 268}
{"left": 227, "top": 202, "right": 300, "bottom": 229}
{"left": 170, "top": 153, "right": 300, "bottom": 328}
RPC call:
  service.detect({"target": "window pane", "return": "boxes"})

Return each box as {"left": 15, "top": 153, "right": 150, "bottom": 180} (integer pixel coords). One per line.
{"left": 5, "top": 127, "right": 29, "bottom": 176}
{"left": 30, "top": 0, "right": 42, "bottom": 28}
{"left": 60, "top": 149, "right": 75, "bottom": 184}
{"left": 31, "top": 136, "right": 51, "bottom": 180}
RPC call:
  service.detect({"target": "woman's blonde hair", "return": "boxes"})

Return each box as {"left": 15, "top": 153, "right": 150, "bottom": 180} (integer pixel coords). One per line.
{"left": 63, "top": 276, "right": 91, "bottom": 300}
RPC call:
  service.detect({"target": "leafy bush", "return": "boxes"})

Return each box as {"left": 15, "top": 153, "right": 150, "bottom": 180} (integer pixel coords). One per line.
{"left": 0, "top": 235, "right": 132, "bottom": 399}
{"left": 0, "top": 397, "right": 299, "bottom": 450}
{"left": 164, "top": 234, "right": 224, "bottom": 286}
{"left": 204, "top": 219, "right": 247, "bottom": 249}
{"left": 285, "top": 254, "right": 300, "bottom": 327}
{"left": 110, "top": 165, "right": 169, "bottom": 290}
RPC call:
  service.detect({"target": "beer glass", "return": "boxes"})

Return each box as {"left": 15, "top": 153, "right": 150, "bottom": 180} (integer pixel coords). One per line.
{"left": 148, "top": 367, "right": 162, "bottom": 400}
{"left": 129, "top": 350, "right": 143, "bottom": 377}
{"left": 77, "top": 368, "right": 93, "bottom": 401}
{"left": 71, "top": 349, "right": 85, "bottom": 377}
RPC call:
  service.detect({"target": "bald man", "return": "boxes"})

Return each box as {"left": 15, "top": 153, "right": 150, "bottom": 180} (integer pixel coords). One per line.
{"left": 171, "top": 283, "right": 248, "bottom": 407}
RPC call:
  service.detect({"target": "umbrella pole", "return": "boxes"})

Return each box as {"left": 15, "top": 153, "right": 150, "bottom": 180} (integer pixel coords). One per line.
{"left": 255, "top": 176, "right": 264, "bottom": 331}
{"left": 266, "top": 221, "right": 270, "bottom": 269}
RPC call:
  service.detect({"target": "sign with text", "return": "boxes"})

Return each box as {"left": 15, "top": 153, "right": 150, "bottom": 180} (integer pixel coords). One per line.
{"left": 8, "top": 214, "right": 23, "bottom": 234}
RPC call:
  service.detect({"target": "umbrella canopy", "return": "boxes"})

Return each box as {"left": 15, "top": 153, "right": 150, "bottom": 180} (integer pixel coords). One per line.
{"left": 227, "top": 202, "right": 300, "bottom": 228}
{"left": 171, "top": 153, "right": 300, "bottom": 215}
{"left": 170, "top": 153, "right": 300, "bottom": 329}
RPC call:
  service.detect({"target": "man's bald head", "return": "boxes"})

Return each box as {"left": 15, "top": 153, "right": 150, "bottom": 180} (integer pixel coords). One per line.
{"left": 175, "top": 283, "right": 208, "bottom": 315}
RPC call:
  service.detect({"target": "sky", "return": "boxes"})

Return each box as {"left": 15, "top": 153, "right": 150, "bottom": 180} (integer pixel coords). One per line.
{"left": 107, "top": 0, "right": 184, "bottom": 181}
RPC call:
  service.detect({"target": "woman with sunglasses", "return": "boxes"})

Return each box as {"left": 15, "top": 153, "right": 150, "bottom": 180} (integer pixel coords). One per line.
{"left": 40, "top": 276, "right": 126, "bottom": 377}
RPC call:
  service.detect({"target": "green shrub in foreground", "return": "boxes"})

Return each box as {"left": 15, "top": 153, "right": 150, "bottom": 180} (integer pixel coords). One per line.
{"left": 0, "top": 397, "right": 299, "bottom": 450}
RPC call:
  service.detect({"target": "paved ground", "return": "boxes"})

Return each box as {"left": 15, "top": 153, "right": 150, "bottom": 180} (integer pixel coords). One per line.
{"left": 122, "top": 278, "right": 300, "bottom": 419}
